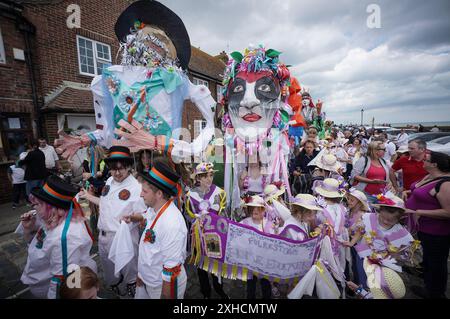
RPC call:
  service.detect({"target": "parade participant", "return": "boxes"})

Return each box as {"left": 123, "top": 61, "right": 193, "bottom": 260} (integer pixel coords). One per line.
{"left": 60, "top": 266, "right": 100, "bottom": 299}
{"left": 351, "top": 141, "right": 398, "bottom": 195}
{"left": 345, "top": 138, "right": 362, "bottom": 177}
{"left": 185, "top": 162, "right": 229, "bottom": 299}
{"left": 343, "top": 193, "right": 417, "bottom": 274}
{"left": 239, "top": 156, "right": 269, "bottom": 196}
{"left": 404, "top": 151, "right": 450, "bottom": 299}
{"left": 310, "top": 154, "right": 342, "bottom": 195}
{"left": 240, "top": 195, "right": 273, "bottom": 299}
{"left": 54, "top": 0, "right": 216, "bottom": 166}
{"left": 123, "top": 161, "right": 188, "bottom": 299}
{"left": 78, "top": 146, "right": 146, "bottom": 297}
{"left": 287, "top": 77, "right": 306, "bottom": 146}
{"left": 300, "top": 126, "right": 320, "bottom": 149}
{"left": 135, "top": 149, "right": 152, "bottom": 176}
{"left": 313, "top": 178, "right": 349, "bottom": 269}
{"left": 20, "top": 176, "right": 96, "bottom": 299}
{"left": 280, "top": 194, "right": 323, "bottom": 241}
{"left": 344, "top": 188, "right": 370, "bottom": 288}
{"left": 263, "top": 182, "right": 289, "bottom": 232}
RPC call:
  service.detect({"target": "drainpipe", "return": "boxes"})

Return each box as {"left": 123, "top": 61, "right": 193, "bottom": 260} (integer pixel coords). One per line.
{"left": 17, "top": 17, "right": 42, "bottom": 138}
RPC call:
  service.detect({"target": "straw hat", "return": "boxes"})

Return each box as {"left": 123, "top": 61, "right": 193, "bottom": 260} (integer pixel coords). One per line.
{"left": 315, "top": 154, "right": 341, "bottom": 173}
{"left": 191, "top": 162, "right": 218, "bottom": 179}
{"left": 347, "top": 188, "right": 370, "bottom": 212}
{"left": 242, "top": 195, "right": 266, "bottom": 207}
{"left": 371, "top": 193, "right": 405, "bottom": 212}
{"left": 290, "top": 194, "right": 323, "bottom": 211}
{"left": 314, "top": 178, "right": 344, "bottom": 198}
{"left": 263, "top": 183, "right": 286, "bottom": 202}
{"left": 363, "top": 259, "right": 406, "bottom": 299}
{"left": 397, "top": 145, "right": 409, "bottom": 153}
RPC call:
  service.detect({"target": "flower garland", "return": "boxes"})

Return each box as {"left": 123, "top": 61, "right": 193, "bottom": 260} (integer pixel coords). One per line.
{"left": 119, "top": 20, "right": 179, "bottom": 70}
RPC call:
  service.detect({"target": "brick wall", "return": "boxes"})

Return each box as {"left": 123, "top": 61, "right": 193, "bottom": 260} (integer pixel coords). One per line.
{"left": 23, "top": 0, "right": 132, "bottom": 97}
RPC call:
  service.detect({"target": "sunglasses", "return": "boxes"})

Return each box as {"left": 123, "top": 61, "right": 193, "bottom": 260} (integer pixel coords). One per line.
{"left": 377, "top": 148, "right": 386, "bottom": 151}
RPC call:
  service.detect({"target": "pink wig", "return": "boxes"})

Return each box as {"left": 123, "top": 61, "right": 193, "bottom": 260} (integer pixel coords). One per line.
{"left": 29, "top": 194, "right": 86, "bottom": 230}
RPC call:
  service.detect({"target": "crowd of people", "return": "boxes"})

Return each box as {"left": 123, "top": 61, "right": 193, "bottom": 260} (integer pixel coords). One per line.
{"left": 9, "top": 0, "right": 450, "bottom": 301}
{"left": 13, "top": 125, "right": 450, "bottom": 300}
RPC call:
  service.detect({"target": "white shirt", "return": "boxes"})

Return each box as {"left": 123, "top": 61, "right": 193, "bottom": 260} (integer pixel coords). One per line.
{"left": 98, "top": 175, "right": 147, "bottom": 233}
{"left": 281, "top": 216, "right": 308, "bottom": 241}
{"left": 396, "top": 133, "right": 408, "bottom": 148}
{"left": 430, "top": 127, "right": 440, "bottom": 132}
{"left": 138, "top": 202, "right": 187, "bottom": 287}
{"left": 383, "top": 141, "right": 396, "bottom": 166}
{"left": 21, "top": 220, "right": 97, "bottom": 299}
{"left": 9, "top": 165, "right": 26, "bottom": 184}
{"left": 39, "top": 145, "right": 59, "bottom": 169}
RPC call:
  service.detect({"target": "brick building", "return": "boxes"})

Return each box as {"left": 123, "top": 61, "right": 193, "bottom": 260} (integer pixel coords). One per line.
{"left": 0, "top": 0, "right": 226, "bottom": 204}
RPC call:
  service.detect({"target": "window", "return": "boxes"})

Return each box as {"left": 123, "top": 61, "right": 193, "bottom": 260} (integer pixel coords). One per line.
{"left": 76, "top": 35, "right": 111, "bottom": 76}
{"left": 0, "top": 114, "right": 33, "bottom": 161}
{"left": 194, "top": 119, "right": 207, "bottom": 138}
{"left": 0, "top": 28, "right": 5, "bottom": 64}
{"left": 216, "top": 84, "right": 224, "bottom": 103}
{"left": 193, "top": 77, "right": 209, "bottom": 88}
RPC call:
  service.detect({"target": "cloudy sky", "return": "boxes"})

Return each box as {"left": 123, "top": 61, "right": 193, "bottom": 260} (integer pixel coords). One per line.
{"left": 159, "top": 0, "right": 450, "bottom": 125}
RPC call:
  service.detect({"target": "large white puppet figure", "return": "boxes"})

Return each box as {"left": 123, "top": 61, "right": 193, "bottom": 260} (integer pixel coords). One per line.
{"left": 55, "top": 1, "right": 215, "bottom": 162}
{"left": 221, "top": 46, "right": 293, "bottom": 217}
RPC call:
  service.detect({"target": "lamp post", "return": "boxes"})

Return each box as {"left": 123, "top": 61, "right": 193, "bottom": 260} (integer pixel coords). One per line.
{"left": 361, "top": 108, "right": 364, "bottom": 126}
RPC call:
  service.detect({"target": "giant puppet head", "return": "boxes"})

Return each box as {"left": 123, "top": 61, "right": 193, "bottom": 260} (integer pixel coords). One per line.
{"left": 222, "top": 46, "right": 290, "bottom": 141}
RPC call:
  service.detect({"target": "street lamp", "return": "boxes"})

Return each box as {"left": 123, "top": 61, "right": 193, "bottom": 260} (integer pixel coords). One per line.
{"left": 361, "top": 108, "right": 364, "bottom": 126}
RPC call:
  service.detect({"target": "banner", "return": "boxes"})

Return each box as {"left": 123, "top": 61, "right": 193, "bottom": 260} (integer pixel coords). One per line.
{"left": 190, "top": 213, "right": 321, "bottom": 283}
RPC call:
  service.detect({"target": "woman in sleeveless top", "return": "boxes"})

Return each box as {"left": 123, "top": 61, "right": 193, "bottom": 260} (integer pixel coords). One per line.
{"left": 405, "top": 151, "right": 450, "bottom": 299}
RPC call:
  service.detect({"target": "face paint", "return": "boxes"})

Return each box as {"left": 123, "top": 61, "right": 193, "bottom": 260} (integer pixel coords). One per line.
{"left": 227, "top": 71, "right": 280, "bottom": 140}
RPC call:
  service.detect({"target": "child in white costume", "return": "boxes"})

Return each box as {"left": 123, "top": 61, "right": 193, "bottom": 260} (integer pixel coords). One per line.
{"left": 313, "top": 178, "right": 350, "bottom": 271}
{"left": 20, "top": 176, "right": 96, "bottom": 299}
{"left": 280, "top": 194, "right": 323, "bottom": 241}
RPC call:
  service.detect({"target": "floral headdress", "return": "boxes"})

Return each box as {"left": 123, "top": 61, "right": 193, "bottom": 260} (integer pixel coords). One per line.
{"left": 221, "top": 45, "right": 291, "bottom": 103}
{"left": 119, "top": 19, "right": 179, "bottom": 70}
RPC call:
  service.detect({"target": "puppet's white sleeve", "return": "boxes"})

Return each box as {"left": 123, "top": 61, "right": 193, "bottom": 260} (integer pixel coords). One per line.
{"left": 87, "top": 75, "right": 113, "bottom": 148}
{"left": 170, "top": 81, "right": 216, "bottom": 161}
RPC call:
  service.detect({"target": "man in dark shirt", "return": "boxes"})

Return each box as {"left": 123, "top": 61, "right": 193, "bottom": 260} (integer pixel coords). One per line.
{"left": 19, "top": 139, "right": 47, "bottom": 197}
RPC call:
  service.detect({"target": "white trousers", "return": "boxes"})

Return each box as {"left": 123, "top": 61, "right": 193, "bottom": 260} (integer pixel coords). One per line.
{"left": 135, "top": 266, "right": 187, "bottom": 299}
{"left": 98, "top": 230, "right": 138, "bottom": 289}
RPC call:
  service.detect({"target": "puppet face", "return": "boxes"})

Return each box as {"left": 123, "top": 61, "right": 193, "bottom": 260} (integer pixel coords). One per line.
{"left": 302, "top": 95, "right": 311, "bottom": 107}
{"left": 227, "top": 71, "right": 280, "bottom": 140}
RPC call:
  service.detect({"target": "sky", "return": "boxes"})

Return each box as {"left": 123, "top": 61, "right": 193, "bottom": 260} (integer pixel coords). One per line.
{"left": 159, "top": 0, "right": 450, "bottom": 125}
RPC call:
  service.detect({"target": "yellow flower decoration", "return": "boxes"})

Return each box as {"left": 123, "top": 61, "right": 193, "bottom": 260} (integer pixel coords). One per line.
{"left": 388, "top": 244, "right": 399, "bottom": 253}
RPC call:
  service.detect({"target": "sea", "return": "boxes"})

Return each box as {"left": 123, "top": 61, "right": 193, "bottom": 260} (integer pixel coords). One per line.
{"left": 389, "top": 121, "right": 450, "bottom": 128}
{"left": 339, "top": 121, "right": 450, "bottom": 128}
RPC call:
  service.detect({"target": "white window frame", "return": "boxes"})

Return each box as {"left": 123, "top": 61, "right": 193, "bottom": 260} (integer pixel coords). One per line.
{"left": 193, "top": 77, "right": 209, "bottom": 88}
{"left": 194, "top": 119, "right": 207, "bottom": 138}
{"left": 76, "top": 35, "right": 111, "bottom": 76}
{"left": 0, "top": 28, "right": 6, "bottom": 64}
{"left": 216, "top": 84, "right": 224, "bottom": 103}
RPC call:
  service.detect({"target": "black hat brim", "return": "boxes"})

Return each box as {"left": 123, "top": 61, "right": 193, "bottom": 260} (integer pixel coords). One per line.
{"left": 139, "top": 172, "right": 177, "bottom": 197}
{"left": 31, "top": 187, "right": 72, "bottom": 210}
{"left": 114, "top": 0, "right": 191, "bottom": 70}
{"left": 104, "top": 157, "right": 134, "bottom": 166}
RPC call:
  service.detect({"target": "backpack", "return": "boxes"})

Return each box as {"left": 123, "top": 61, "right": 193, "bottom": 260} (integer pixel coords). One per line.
{"left": 351, "top": 156, "right": 387, "bottom": 186}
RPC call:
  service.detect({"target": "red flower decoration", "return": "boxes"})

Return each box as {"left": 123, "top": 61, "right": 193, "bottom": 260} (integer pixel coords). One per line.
{"left": 378, "top": 196, "right": 395, "bottom": 205}
{"left": 273, "top": 181, "right": 284, "bottom": 189}
{"left": 243, "top": 195, "right": 251, "bottom": 203}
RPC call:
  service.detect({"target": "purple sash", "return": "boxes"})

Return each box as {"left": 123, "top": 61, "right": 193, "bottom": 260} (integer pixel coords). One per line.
{"left": 189, "top": 185, "right": 219, "bottom": 215}
{"left": 279, "top": 224, "right": 307, "bottom": 239}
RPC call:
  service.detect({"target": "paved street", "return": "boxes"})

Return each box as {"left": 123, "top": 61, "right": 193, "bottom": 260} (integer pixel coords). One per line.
{"left": 0, "top": 202, "right": 447, "bottom": 299}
